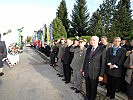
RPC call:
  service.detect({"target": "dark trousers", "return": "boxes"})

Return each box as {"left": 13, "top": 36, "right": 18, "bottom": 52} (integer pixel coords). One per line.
{"left": 107, "top": 75, "right": 120, "bottom": 99}
{"left": 85, "top": 77, "right": 98, "bottom": 100}
{"left": 63, "top": 64, "right": 72, "bottom": 82}
{"left": 127, "top": 80, "right": 133, "bottom": 99}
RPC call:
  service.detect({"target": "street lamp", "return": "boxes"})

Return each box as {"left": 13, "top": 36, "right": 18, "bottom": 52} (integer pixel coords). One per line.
{"left": 18, "top": 27, "right": 24, "bottom": 48}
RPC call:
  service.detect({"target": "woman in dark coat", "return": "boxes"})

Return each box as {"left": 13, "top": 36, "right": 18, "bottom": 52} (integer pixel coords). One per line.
{"left": 106, "top": 37, "right": 126, "bottom": 99}
{"left": 124, "top": 49, "right": 133, "bottom": 100}
{"left": 0, "top": 40, "right": 7, "bottom": 76}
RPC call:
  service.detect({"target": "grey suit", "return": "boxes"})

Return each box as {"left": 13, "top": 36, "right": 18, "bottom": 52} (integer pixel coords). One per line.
{"left": 82, "top": 45, "right": 106, "bottom": 100}
{"left": 57, "top": 43, "right": 66, "bottom": 75}
{"left": 70, "top": 46, "right": 87, "bottom": 90}
{"left": 0, "top": 41, "right": 7, "bottom": 67}
{"left": 83, "top": 45, "right": 106, "bottom": 79}
{"left": 70, "top": 46, "right": 86, "bottom": 71}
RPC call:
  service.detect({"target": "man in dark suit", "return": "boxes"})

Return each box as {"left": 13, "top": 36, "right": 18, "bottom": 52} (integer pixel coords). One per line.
{"left": 0, "top": 34, "right": 7, "bottom": 76}
{"left": 63, "top": 39, "right": 74, "bottom": 84}
{"left": 106, "top": 37, "right": 126, "bottom": 99}
{"left": 82, "top": 36, "right": 106, "bottom": 100}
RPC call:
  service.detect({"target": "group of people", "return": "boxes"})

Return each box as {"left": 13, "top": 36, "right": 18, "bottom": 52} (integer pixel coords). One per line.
{"left": 49, "top": 36, "right": 133, "bottom": 100}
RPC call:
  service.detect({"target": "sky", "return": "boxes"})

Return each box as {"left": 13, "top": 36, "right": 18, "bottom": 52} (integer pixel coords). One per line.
{"left": 0, "top": 0, "right": 133, "bottom": 38}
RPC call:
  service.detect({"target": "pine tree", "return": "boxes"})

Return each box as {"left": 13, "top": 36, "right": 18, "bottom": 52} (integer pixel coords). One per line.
{"left": 111, "top": 0, "right": 133, "bottom": 40}
{"left": 99, "top": 0, "right": 117, "bottom": 37}
{"left": 52, "top": 17, "right": 67, "bottom": 40}
{"left": 70, "top": 0, "right": 89, "bottom": 36}
{"left": 56, "top": 0, "right": 69, "bottom": 36}
{"left": 89, "top": 10, "right": 105, "bottom": 37}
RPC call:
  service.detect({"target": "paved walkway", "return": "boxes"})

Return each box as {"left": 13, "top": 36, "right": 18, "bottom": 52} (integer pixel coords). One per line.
{"left": 0, "top": 47, "right": 83, "bottom": 100}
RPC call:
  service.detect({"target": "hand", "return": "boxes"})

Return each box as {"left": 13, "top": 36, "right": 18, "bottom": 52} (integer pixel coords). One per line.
{"left": 109, "top": 64, "right": 114, "bottom": 69}
{"left": 99, "top": 76, "right": 103, "bottom": 81}
{"left": 81, "top": 71, "right": 84, "bottom": 77}
{"left": 130, "top": 66, "right": 133, "bottom": 69}
{"left": 126, "top": 51, "right": 131, "bottom": 56}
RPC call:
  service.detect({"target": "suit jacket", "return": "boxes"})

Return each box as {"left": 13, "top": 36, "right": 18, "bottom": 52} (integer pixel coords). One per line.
{"left": 0, "top": 41, "right": 7, "bottom": 67}
{"left": 106, "top": 47, "right": 126, "bottom": 77}
{"left": 63, "top": 45, "right": 74, "bottom": 65}
{"left": 82, "top": 45, "right": 106, "bottom": 79}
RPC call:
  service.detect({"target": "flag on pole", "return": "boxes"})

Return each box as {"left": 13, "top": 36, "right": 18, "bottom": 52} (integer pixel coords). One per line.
{"left": 49, "top": 23, "right": 53, "bottom": 47}
{"left": 18, "top": 28, "right": 23, "bottom": 48}
{"left": 42, "top": 27, "right": 45, "bottom": 47}
{"left": 47, "top": 27, "right": 50, "bottom": 45}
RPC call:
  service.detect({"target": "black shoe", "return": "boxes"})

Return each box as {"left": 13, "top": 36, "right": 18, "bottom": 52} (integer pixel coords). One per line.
{"left": 65, "top": 81, "right": 70, "bottom": 84}
{"left": 0, "top": 72, "right": 4, "bottom": 76}
{"left": 106, "top": 93, "right": 110, "bottom": 97}
{"left": 116, "top": 89, "right": 121, "bottom": 93}
{"left": 70, "top": 87, "right": 76, "bottom": 90}
{"left": 62, "top": 79, "right": 66, "bottom": 81}
{"left": 58, "top": 75, "right": 63, "bottom": 77}
{"left": 75, "top": 89, "right": 81, "bottom": 93}
{"left": 57, "top": 73, "right": 60, "bottom": 75}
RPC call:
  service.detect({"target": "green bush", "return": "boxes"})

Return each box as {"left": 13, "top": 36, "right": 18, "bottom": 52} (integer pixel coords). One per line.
{"left": 68, "top": 37, "right": 76, "bottom": 40}
{"left": 80, "top": 36, "right": 91, "bottom": 42}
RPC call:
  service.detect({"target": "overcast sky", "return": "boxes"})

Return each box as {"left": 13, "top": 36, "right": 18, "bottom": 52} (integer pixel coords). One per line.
{"left": 0, "top": 0, "right": 132, "bottom": 37}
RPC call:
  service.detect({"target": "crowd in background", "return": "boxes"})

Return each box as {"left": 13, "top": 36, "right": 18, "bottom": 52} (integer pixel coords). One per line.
{"left": 49, "top": 36, "right": 133, "bottom": 100}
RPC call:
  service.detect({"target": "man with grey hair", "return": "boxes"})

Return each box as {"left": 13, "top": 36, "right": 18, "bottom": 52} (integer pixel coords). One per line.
{"left": 82, "top": 36, "right": 106, "bottom": 100}
{"left": 0, "top": 34, "right": 7, "bottom": 76}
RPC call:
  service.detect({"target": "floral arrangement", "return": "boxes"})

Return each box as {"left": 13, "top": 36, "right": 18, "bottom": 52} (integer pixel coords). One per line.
{"left": 8, "top": 43, "right": 20, "bottom": 55}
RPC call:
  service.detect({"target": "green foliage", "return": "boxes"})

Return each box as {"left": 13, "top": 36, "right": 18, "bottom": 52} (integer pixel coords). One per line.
{"left": 70, "top": 0, "right": 89, "bottom": 36}
{"left": 80, "top": 36, "right": 91, "bottom": 42}
{"left": 68, "top": 37, "right": 76, "bottom": 41}
{"left": 89, "top": 10, "right": 105, "bottom": 37}
{"left": 27, "top": 36, "right": 32, "bottom": 43}
{"left": 98, "top": 0, "right": 117, "bottom": 36}
{"left": 111, "top": 0, "right": 133, "bottom": 40}
{"left": 56, "top": 0, "right": 70, "bottom": 36}
{"left": 52, "top": 17, "right": 67, "bottom": 40}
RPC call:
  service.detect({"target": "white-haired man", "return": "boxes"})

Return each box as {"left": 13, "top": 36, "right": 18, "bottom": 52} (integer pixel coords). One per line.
{"left": 82, "top": 36, "right": 106, "bottom": 100}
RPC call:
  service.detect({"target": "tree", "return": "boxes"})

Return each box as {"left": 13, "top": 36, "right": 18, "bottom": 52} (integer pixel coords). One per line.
{"left": 70, "top": 0, "right": 89, "bottom": 36}
{"left": 99, "top": 0, "right": 117, "bottom": 37}
{"left": 52, "top": 17, "right": 67, "bottom": 40}
{"left": 111, "top": 0, "right": 133, "bottom": 40}
{"left": 56, "top": 0, "right": 70, "bottom": 36}
{"left": 89, "top": 10, "right": 105, "bottom": 37}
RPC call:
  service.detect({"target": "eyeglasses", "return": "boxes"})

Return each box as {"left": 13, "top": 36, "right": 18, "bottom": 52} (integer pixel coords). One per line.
{"left": 114, "top": 41, "right": 121, "bottom": 42}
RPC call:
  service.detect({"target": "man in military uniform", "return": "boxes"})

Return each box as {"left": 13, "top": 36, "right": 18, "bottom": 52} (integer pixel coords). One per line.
{"left": 0, "top": 34, "right": 7, "bottom": 76}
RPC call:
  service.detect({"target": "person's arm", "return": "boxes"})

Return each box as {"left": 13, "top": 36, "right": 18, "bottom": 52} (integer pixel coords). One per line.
{"left": 100, "top": 48, "right": 106, "bottom": 77}
{"left": 116, "top": 49, "right": 126, "bottom": 67}
{"left": 3, "top": 42, "right": 7, "bottom": 58}
{"left": 69, "top": 45, "right": 75, "bottom": 52}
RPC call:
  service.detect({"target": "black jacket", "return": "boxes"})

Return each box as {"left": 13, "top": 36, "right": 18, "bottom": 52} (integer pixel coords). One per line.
{"left": 82, "top": 45, "right": 106, "bottom": 79}
{"left": 63, "top": 45, "right": 74, "bottom": 65}
{"left": 106, "top": 47, "right": 126, "bottom": 77}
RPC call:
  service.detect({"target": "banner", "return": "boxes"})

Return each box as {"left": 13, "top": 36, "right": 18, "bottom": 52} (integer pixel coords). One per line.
{"left": 50, "top": 23, "right": 53, "bottom": 47}
{"left": 47, "top": 27, "right": 50, "bottom": 45}
{"left": 18, "top": 29, "right": 22, "bottom": 48}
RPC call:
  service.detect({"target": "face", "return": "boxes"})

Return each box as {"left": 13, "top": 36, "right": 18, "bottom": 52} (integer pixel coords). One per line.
{"left": 90, "top": 37, "right": 98, "bottom": 47}
{"left": 74, "top": 40, "right": 79, "bottom": 46}
{"left": 79, "top": 42, "right": 86, "bottom": 47}
{"left": 67, "top": 39, "right": 72, "bottom": 46}
{"left": 113, "top": 39, "right": 121, "bottom": 47}
{"left": 130, "top": 40, "right": 133, "bottom": 46}
{"left": 101, "top": 38, "right": 107, "bottom": 45}
{"left": 121, "top": 40, "right": 126, "bottom": 44}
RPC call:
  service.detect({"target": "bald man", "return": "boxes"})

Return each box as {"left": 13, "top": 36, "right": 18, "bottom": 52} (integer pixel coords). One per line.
{"left": 82, "top": 36, "right": 106, "bottom": 100}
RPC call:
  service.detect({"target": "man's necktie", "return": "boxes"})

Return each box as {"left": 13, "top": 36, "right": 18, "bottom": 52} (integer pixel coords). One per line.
{"left": 90, "top": 47, "right": 95, "bottom": 57}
